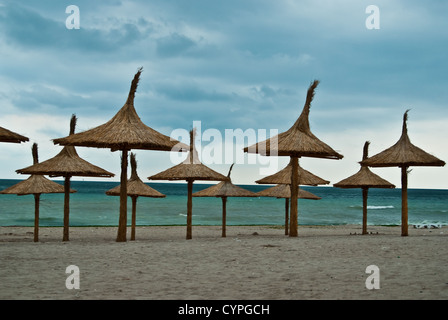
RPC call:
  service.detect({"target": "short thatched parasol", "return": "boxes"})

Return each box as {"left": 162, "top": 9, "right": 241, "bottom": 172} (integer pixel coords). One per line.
{"left": 256, "top": 159, "right": 328, "bottom": 234}
{"left": 17, "top": 115, "right": 114, "bottom": 241}
{"left": 0, "top": 126, "right": 29, "bottom": 143}
{"left": 106, "top": 153, "right": 165, "bottom": 240}
{"left": 244, "top": 80, "right": 343, "bottom": 237}
{"left": 192, "top": 164, "right": 257, "bottom": 237}
{"left": 256, "top": 158, "right": 330, "bottom": 186}
{"left": 360, "top": 110, "right": 445, "bottom": 236}
{"left": 53, "top": 68, "right": 187, "bottom": 242}
{"left": 0, "top": 143, "right": 76, "bottom": 242}
{"left": 257, "top": 184, "right": 321, "bottom": 235}
{"left": 149, "top": 129, "right": 227, "bottom": 239}
{"left": 334, "top": 141, "right": 395, "bottom": 234}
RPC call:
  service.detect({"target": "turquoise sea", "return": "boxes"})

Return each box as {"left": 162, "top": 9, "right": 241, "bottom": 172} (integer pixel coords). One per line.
{"left": 0, "top": 179, "right": 447, "bottom": 227}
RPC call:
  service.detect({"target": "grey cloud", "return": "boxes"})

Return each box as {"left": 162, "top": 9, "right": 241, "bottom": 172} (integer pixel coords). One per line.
{"left": 0, "top": 4, "right": 147, "bottom": 53}
{"left": 155, "top": 33, "right": 197, "bottom": 58}
{"left": 154, "top": 81, "right": 235, "bottom": 102}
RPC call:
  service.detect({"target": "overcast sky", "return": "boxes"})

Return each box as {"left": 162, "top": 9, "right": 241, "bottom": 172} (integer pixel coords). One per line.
{"left": 0, "top": 0, "right": 447, "bottom": 189}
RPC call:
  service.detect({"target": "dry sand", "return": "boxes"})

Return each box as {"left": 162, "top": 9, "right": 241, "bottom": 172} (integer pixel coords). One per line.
{"left": 0, "top": 225, "right": 447, "bottom": 300}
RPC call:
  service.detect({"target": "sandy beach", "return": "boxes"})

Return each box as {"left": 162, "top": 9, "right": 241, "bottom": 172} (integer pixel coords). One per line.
{"left": 0, "top": 224, "right": 447, "bottom": 300}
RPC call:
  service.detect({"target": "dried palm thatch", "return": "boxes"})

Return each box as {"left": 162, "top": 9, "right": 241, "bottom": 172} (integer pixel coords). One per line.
{"left": 192, "top": 164, "right": 256, "bottom": 198}
{"left": 192, "top": 164, "right": 257, "bottom": 237}
{"left": 257, "top": 184, "right": 320, "bottom": 235}
{"left": 334, "top": 141, "right": 395, "bottom": 234}
{"left": 17, "top": 115, "right": 114, "bottom": 241}
{"left": 1, "top": 174, "right": 74, "bottom": 195}
{"left": 244, "top": 80, "right": 342, "bottom": 237}
{"left": 149, "top": 129, "right": 227, "bottom": 239}
{"left": 360, "top": 111, "right": 445, "bottom": 168}
{"left": 257, "top": 184, "right": 321, "bottom": 200}
{"left": 106, "top": 153, "right": 165, "bottom": 240}
{"left": 243, "top": 81, "right": 343, "bottom": 159}
{"left": 53, "top": 68, "right": 187, "bottom": 242}
{"left": 360, "top": 110, "right": 445, "bottom": 236}
{"left": 53, "top": 68, "right": 186, "bottom": 152}
{"left": 0, "top": 143, "right": 76, "bottom": 242}
{"left": 0, "top": 126, "right": 29, "bottom": 143}
{"left": 256, "top": 158, "right": 330, "bottom": 186}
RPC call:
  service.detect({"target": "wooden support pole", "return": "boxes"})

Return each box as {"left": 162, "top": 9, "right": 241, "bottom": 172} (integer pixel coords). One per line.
{"left": 285, "top": 198, "right": 289, "bottom": 235}
{"left": 401, "top": 166, "right": 409, "bottom": 236}
{"left": 222, "top": 197, "right": 227, "bottom": 237}
{"left": 186, "top": 179, "right": 193, "bottom": 240}
{"left": 34, "top": 194, "right": 40, "bottom": 242}
{"left": 117, "top": 149, "right": 128, "bottom": 242}
{"left": 63, "top": 175, "right": 71, "bottom": 241}
{"left": 289, "top": 156, "right": 299, "bottom": 237}
{"left": 131, "top": 196, "right": 137, "bottom": 241}
{"left": 362, "top": 187, "right": 368, "bottom": 235}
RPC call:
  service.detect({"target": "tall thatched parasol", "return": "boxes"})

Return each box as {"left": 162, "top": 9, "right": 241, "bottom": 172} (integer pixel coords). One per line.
{"left": 106, "top": 153, "right": 165, "bottom": 240}
{"left": 257, "top": 184, "right": 321, "bottom": 235}
{"left": 53, "top": 68, "right": 187, "bottom": 242}
{"left": 244, "top": 80, "right": 343, "bottom": 237}
{"left": 0, "top": 126, "right": 29, "bottom": 143}
{"left": 17, "top": 115, "right": 114, "bottom": 241}
{"left": 192, "top": 164, "right": 257, "bottom": 237}
{"left": 360, "top": 110, "right": 445, "bottom": 236}
{"left": 149, "top": 129, "right": 227, "bottom": 239}
{"left": 0, "top": 143, "right": 76, "bottom": 242}
{"left": 334, "top": 141, "right": 395, "bottom": 234}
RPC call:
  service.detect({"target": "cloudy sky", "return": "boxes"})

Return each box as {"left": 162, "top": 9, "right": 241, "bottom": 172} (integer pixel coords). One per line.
{"left": 0, "top": 0, "right": 447, "bottom": 188}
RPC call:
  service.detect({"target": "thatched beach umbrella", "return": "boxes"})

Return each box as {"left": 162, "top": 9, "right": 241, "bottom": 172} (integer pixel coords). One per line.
{"left": 256, "top": 159, "right": 328, "bottom": 235}
{"left": 360, "top": 110, "right": 445, "bottom": 236}
{"left": 192, "top": 164, "right": 257, "bottom": 237}
{"left": 334, "top": 141, "right": 395, "bottom": 234}
{"left": 245, "top": 80, "right": 342, "bottom": 236}
{"left": 256, "top": 158, "right": 330, "bottom": 186}
{"left": 0, "top": 126, "right": 29, "bottom": 143}
{"left": 106, "top": 153, "right": 165, "bottom": 240}
{"left": 257, "top": 184, "right": 321, "bottom": 235}
{"left": 149, "top": 129, "right": 227, "bottom": 239}
{"left": 0, "top": 143, "right": 76, "bottom": 242}
{"left": 17, "top": 115, "right": 114, "bottom": 241}
{"left": 53, "top": 68, "right": 187, "bottom": 242}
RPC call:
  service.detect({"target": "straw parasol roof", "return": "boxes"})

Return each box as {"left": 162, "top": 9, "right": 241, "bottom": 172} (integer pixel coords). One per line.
{"left": 257, "top": 184, "right": 321, "bottom": 235}
{"left": 257, "top": 184, "right": 321, "bottom": 200}
{"left": 192, "top": 164, "right": 256, "bottom": 198}
{"left": 106, "top": 152, "right": 165, "bottom": 240}
{"left": 149, "top": 128, "right": 227, "bottom": 239}
{"left": 256, "top": 158, "right": 330, "bottom": 186}
{"left": 243, "top": 80, "right": 342, "bottom": 159}
{"left": 244, "top": 80, "right": 342, "bottom": 237}
{"left": 17, "top": 115, "right": 114, "bottom": 241}
{"left": 0, "top": 126, "right": 29, "bottom": 143}
{"left": 0, "top": 143, "right": 76, "bottom": 242}
{"left": 335, "top": 142, "right": 396, "bottom": 189}
{"left": 334, "top": 141, "right": 395, "bottom": 234}
{"left": 53, "top": 67, "right": 187, "bottom": 242}
{"left": 360, "top": 111, "right": 445, "bottom": 168}
{"left": 360, "top": 110, "right": 445, "bottom": 236}
{"left": 192, "top": 164, "right": 257, "bottom": 237}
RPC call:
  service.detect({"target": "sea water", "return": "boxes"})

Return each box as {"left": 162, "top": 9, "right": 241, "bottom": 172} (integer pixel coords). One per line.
{"left": 0, "top": 179, "right": 446, "bottom": 227}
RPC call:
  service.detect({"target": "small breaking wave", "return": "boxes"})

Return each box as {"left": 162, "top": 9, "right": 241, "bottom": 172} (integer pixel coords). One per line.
{"left": 368, "top": 205, "right": 394, "bottom": 210}
{"left": 349, "top": 205, "right": 394, "bottom": 210}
